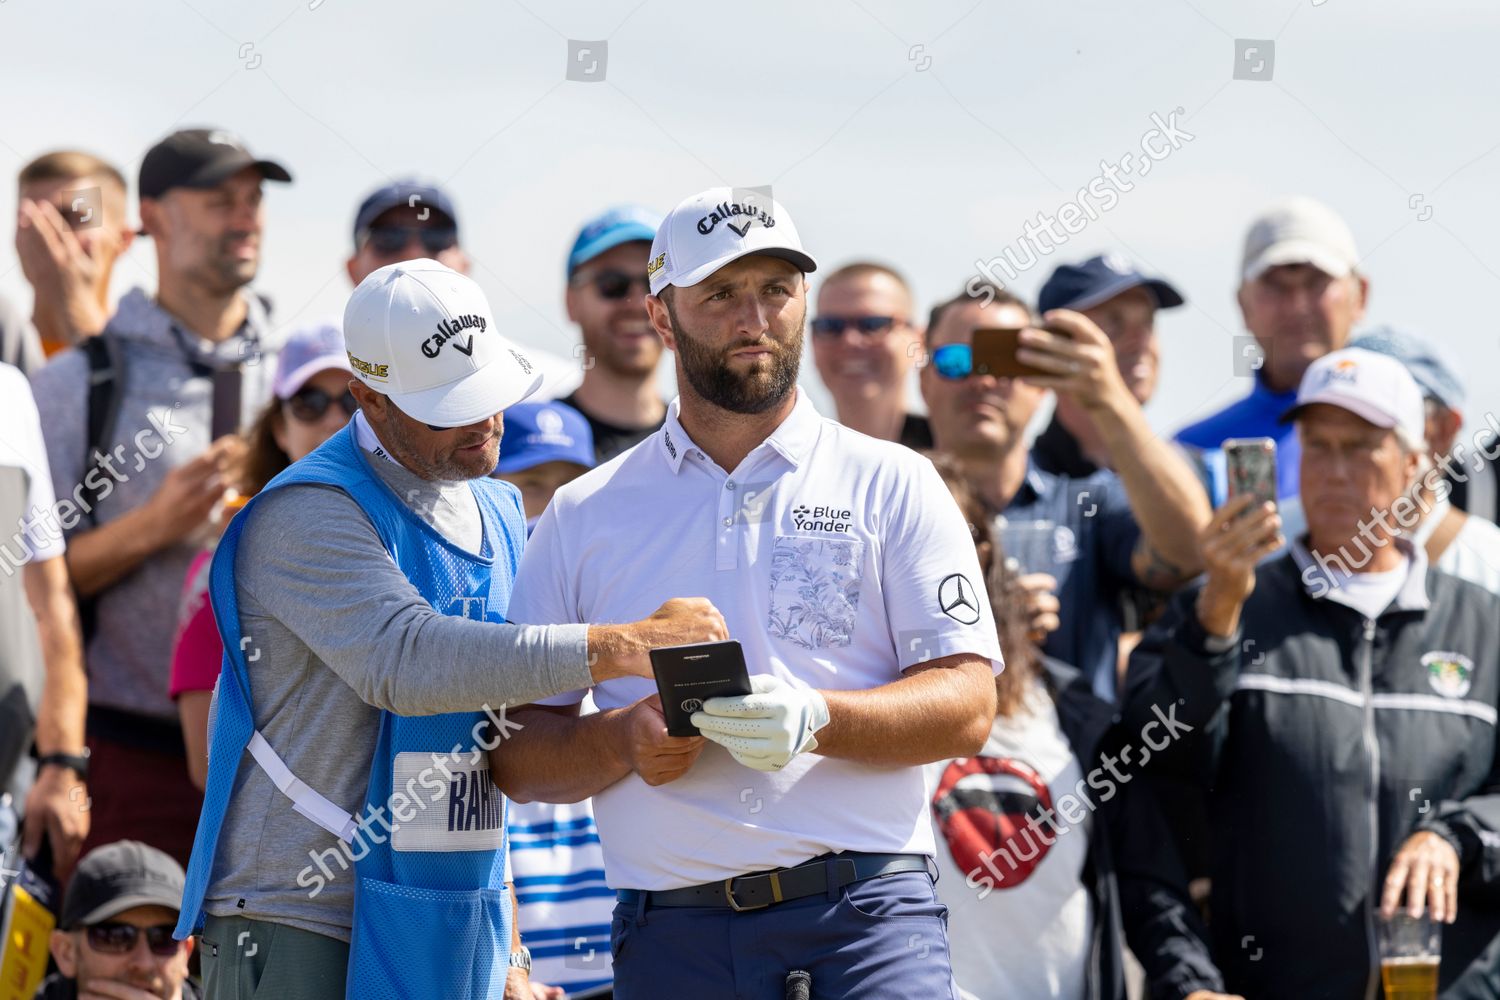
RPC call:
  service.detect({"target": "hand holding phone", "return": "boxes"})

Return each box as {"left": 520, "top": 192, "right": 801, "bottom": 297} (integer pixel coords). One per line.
{"left": 1224, "top": 437, "right": 1278, "bottom": 512}
{"left": 970, "top": 326, "right": 1074, "bottom": 379}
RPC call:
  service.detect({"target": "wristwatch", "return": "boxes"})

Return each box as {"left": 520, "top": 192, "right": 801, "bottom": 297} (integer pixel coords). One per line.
{"left": 508, "top": 946, "right": 532, "bottom": 972}
{"left": 37, "top": 751, "right": 90, "bottom": 781}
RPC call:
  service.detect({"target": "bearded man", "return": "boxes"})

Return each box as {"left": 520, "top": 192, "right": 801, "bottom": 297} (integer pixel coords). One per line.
{"left": 493, "top": 187, "right": 1003, "bottom": 999}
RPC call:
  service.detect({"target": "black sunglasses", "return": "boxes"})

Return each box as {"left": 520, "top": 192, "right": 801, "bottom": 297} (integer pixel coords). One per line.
{"left": 577, "top": 270, "right": 649, "bottom": 301}
{"left": 286, "top": 386, "right": 358, "bottom": 423}
{"left": 362, "top": 225, "right": 459, "bottom": 257}
{"left": 85, "top": 922, "right": 180, "bottom": 956}
{"left": 810, "top": 315, "right": 901, "bottom": 338}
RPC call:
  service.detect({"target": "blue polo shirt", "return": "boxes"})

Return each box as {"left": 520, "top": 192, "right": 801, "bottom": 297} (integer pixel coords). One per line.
{"left": 1174, "top": 374, "right": 1301, "bottom": 506}
{"left": 997, "top": 460, "right": 1143, "bottom": 701}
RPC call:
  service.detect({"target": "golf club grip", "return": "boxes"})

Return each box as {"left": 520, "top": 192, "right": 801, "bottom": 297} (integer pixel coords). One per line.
{"left": 784, "top": 969, "right": 812, "bottom": 1000}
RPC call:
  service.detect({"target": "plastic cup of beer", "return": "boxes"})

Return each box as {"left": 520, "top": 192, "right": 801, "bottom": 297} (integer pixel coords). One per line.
{"left": 1379, "top": 911, "right": 1440, "bottom": 1000}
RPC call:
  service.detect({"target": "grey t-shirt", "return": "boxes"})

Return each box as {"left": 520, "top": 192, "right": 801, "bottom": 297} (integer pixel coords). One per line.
{"left": 32, "top": 288, "right": 282, "bottom": 720}
{"left": 203, "top": 438, "right": 591, "bottom": 942}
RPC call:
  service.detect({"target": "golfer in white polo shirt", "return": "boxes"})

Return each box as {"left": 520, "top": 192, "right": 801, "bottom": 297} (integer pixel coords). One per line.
{"left": 496, "top": 188, "right": 1003, "bottom": 999}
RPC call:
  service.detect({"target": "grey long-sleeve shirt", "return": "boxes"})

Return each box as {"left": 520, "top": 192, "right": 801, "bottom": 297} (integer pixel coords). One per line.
{"left": 203, "top": 443, "right": 591, "bottom": 941}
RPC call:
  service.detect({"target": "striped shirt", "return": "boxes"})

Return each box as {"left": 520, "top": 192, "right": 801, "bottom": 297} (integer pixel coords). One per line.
{"left": 510, "top": 799, "right": 614, "bottom": 993}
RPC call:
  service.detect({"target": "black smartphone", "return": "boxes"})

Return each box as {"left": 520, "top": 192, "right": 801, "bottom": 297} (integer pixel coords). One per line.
{"left": 971, "top": 326, "right": 1072, "bottom": 378}
{"left": 1224, "top": 437, "right": 1278, "bottom": 512}
{"left": 649, "top": 639, "right": 753, "bottom": 738}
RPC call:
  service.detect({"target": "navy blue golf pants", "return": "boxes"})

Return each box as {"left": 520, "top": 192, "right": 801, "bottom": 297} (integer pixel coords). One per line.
{"left": 610, "top": 869, "right": 957, "bottom": 999}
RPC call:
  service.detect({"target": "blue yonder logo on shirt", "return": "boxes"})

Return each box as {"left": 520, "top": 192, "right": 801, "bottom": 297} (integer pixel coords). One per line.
{"left": 792, "top": 504, "right": 852, "bottom": 533}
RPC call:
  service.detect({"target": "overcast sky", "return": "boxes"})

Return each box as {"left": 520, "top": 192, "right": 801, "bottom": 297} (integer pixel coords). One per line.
{"left": 3, "top": 0, "right": 1498, "bottom": 437}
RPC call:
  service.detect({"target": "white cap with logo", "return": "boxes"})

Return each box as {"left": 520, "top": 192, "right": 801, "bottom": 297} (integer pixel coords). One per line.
{"left": 647, "top": 186, "right": 818, "bottom": 296}
{"left": 343, "top": 258, "right": 542, "bottom": 427}
{"left": 1282, "top": 347, "right": 1424, "bottom": 448}
{"left": 1241, "top": 196, "right": 1360, "bottom": 282}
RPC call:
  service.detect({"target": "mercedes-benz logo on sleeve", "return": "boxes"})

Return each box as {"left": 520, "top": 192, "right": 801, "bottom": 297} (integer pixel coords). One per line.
{"left": 938, "top": 573, "right": 982, "bottom": 625}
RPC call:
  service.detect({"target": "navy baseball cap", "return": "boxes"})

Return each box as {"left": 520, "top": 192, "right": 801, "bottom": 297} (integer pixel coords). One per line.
{"left": 1038, "top": 253, "right": 1186, "bottom": 314}
{"left": 353, "top": 178, "right": 458, "bottom": 246}
{"left": 1350, "top": 326, "right": 1466, "bottom": 412}
{"left": 497, "top": 401, "right": 595, "bottom": 473}
{"left": 568, "top": 205, "right": 663, "bottom": 277}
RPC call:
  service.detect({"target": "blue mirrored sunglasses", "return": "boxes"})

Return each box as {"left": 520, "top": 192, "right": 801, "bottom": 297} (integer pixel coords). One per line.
{"left": 932, "top": 343, "right": 974, "bottom": 380}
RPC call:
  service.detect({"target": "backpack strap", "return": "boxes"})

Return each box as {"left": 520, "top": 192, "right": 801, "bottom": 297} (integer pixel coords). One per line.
{"left": 80, "top": 333, "right": 126, "bottom": 529}
{"left": 76, "top": 334, "right": 126, "bottom": 644}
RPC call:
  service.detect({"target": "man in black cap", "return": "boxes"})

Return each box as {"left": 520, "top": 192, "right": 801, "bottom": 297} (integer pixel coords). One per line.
{"left": 1032, "top": 253, "right": 1185, "bottom": 478}
{"left": 41, "top": 840, "right": 198, "bottom": 999}
{"left": 30, "top": 128, "right": 290, "bottom": 867}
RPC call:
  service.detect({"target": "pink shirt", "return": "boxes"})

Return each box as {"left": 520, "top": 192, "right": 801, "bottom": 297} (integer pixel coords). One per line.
{"left": 169, "top": 550, "right": 223, "bottom": 698}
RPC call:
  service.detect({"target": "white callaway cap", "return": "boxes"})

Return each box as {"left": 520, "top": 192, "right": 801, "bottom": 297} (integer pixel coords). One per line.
{"left": 1282, "top": 347, "right": 1424, "bottom": 448}
{"left": 343, "top": 258, "right": 542, "bottom": 427}
{"left": 648, "top": 186, "right": 818, "bottom": 296}
{"left": 1241, "top": 196, "right": 1360, "bottom": 282}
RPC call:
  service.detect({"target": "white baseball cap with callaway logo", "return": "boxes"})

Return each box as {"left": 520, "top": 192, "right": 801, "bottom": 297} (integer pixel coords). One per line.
{"left": 647, "top": 186, "right": 818, "bottom": 296}
{"left": 343, "top": 258, "right": 542, "bottom": 427}
{"left": 1281, "top": 346, "right": 1424, "bottom": 447}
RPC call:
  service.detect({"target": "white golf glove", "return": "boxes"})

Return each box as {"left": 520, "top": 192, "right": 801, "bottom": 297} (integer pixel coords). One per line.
{"left": 691, "top": 674, "right": 831, "bottom": 772}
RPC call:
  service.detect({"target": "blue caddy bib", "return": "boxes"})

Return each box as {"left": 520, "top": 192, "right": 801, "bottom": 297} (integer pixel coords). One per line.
{"left": 177, "top": 424, "right": 524, "bottom": 999}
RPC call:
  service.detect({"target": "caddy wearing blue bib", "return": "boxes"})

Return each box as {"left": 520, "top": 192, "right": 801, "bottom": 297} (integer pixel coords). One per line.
{"left": 177, "top": 421, "right": 525, "bottom": 999}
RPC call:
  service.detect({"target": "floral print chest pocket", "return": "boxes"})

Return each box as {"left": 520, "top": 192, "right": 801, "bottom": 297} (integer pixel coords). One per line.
{"left": 766, "top": 535, "right": 866, "bottom": 649}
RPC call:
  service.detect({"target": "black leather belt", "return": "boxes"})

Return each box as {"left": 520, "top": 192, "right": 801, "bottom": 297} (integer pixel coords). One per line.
{"left": 616, "top": 852, "right": 931, "bottom": 913}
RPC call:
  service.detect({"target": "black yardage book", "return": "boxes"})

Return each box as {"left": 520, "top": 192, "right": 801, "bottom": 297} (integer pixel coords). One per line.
{"left": 649, "top": 639, "right": 753, "bottom": 737}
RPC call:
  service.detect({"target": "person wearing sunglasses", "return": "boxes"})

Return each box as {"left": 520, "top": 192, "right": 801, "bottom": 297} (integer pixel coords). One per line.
{"left": 175, "top": 259, "right": 723, "bottom": 1000}
{"left": 41, "top": 839, "right": 199, "bottom": 1000}
{"left": 919, "top": 280, "right": 1209, "bottom": 702}
{"left": 345, "top": 178, "right": 467, "bottom": 286}
{"left": 560, "top": 204, "right": 668, "bottom": 463}
{"left": 168, "top": 321, "right": 356, "bottom": 792}
{"left": 345, "top": 178, "right": 593, "bottom": 408}
{"left": 810, "top": 262, "right": 931, "bottom": 449}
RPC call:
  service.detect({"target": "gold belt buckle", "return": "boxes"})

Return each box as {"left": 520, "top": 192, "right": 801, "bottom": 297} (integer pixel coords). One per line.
{"left": 723, "top": 871, "right": 782, "bottom": 912}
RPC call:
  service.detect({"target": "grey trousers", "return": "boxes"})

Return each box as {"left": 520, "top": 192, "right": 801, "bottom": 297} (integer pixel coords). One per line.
{"left": 200, "top": 914, "right": 349, "bottom": 1000}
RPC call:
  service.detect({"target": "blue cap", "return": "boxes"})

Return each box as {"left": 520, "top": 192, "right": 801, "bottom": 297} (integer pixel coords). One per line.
{"left": 567, "top": 205, "right": 663, "bottom": 277}
{"left": 497, "top": 401, "right": 596, "bottom": 473}
{"left": 1350, "top": 326, "right": 1465, "bottom": 412}
{"left": 1038, "top": 253, "right": 1186, "bottom": 314}
{"left": 353, "top": 178, "right": 459, "bottom": 246}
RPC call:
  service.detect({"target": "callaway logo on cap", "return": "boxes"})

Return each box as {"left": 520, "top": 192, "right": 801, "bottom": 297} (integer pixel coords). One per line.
{"left": 648, "top": 186, "right": 818, "bottom": 296}
{"left": 343, "top": 258, "right": 542, "bottom": 428}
